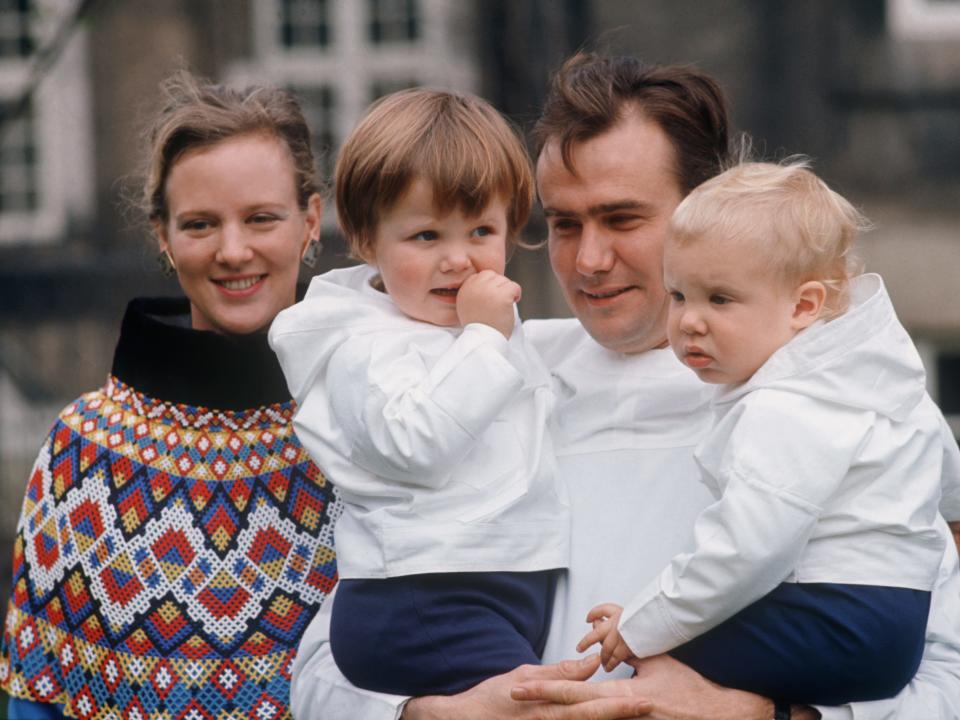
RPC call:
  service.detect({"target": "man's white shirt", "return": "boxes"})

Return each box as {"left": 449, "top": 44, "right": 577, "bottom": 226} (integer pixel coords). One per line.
{"left": 288, "top": 316, "right": 960, "bottom": 720}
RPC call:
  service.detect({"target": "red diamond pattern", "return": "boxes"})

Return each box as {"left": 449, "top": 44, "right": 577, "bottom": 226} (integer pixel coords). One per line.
{"left": 124, "top": 696, "right": 149, "bottom": 720}
{"left": 101, "top": 651, "right": 123, "bottom": 693}
{"left": 71, "top": 684, "right": 99, "bottom": 720}
{"left": 27, "top": 666, "right": 62, "bottom": 701}
{"left": 211, "top": 659, "right": 245, "bottom": 700}
{"left": 149, "top": 659, "right": 177, "bottom": 700}
{"left": 250, "top": 693, "right": 284, "bottom": 720}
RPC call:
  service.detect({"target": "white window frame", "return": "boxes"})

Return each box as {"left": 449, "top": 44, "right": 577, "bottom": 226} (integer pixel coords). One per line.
{"left": 888, "top": 0, "right": 960, "bottom": 40}
{"left": 238, "top": 0, "right": 476, "bottom": 153}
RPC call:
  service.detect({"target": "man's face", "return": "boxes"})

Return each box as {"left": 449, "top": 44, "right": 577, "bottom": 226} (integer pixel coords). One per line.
{"left": 537, "top": 113, "right": 684, "bottom": 355}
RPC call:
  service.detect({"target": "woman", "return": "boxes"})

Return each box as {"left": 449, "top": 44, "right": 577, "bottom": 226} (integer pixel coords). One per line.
{"left": 0, "top": 72, "right": 341, "bottom": 719}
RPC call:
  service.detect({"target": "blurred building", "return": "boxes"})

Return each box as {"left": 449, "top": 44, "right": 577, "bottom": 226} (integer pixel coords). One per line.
{"left": 0, "top": 0, "right": 957, "bottom": 616}
{"left": 587, "top": 0, "right": 960, "bottom": 437}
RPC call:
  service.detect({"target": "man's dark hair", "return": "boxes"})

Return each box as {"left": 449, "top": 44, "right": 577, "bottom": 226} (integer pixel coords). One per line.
{"left": 533, "top": 52, "right": 730, "bottom": 195}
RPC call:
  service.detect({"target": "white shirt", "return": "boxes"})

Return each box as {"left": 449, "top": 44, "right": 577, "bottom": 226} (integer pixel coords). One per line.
{"left": 269, "top": 265, "right": 568, "bottom": 578}
{"left": 619, "top": 274, "right": 951, "bottom": 657}
{"left": 288, "top": 314, "right": 960, "bottom": 720}
{"left": 526, "top": 318, "right": 715, "bottom": 673}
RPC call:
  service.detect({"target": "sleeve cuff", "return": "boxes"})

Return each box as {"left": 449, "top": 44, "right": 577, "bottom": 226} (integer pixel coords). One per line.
{"left": 459, "top": 322, "right": 511, "bottom": 355}
{"left": 618, "top": 582, "right": 688, "bottom": 658}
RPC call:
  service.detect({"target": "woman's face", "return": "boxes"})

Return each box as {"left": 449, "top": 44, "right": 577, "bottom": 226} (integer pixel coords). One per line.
{"left": 156, "top": 132, "right": 322, "bottom": 335}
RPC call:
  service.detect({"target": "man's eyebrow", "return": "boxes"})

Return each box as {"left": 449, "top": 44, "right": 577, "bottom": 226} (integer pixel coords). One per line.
{"left": 542, "top": 200, "right": 653, "bottom": 218}
{"left": 592, "top": 200, "right": 653, "bottom": 214}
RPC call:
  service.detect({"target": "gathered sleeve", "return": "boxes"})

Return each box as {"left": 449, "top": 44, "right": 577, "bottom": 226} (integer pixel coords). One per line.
{"left": 618, "top": 391, "right": 869, "bottom": 658}
{"left": 294, "top": 322, "right": 524, "bottom": 495}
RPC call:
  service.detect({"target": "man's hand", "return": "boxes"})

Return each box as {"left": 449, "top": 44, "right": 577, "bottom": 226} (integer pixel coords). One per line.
{"left": 578, "top": 603, "right": 636, "bottom": 672}
{"left": 949, "top": 521, "right": 960, "bottom": 555}
{"left": 401, "top": 654, "right": 652, "bottom": 720}
{"left": 512, "top": 654, "right": 783, "bottom": 720}
{"left": 456, "top": 270, "right": 521, "bottom": 339}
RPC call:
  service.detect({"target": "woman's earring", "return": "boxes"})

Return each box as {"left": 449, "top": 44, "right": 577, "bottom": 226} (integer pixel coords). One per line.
{"left": 157, "top": 250, "right": 176, "bottom": 277}
{"left": 301, "top": 238, "right": 322, "bottom": 269}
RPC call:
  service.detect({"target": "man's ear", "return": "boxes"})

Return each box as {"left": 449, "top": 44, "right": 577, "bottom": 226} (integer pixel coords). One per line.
{"left": 792, "top": 280, "right": 826, "bottom": 330}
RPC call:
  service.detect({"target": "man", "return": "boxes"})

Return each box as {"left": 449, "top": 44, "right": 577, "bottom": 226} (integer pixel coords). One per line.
{"left": 290, "top": 54, "right": 960, "bottom": 720}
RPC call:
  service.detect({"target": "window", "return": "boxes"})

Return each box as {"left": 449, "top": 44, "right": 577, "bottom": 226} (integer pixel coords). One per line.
{"left": 0, "top": 98, "right": 38, "bottom": 212}
{"left": 280, "top": 0, "right": 331, "bottom": 48}
{"left": 368, "top": 0, "right": 418, "bottom": 44}
{"left": 0, "top": 0, "right": 31, "bottom": 59}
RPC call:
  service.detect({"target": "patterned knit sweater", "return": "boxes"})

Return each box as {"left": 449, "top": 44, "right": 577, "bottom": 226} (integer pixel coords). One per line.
{"left": 0, "top": 298, "right": 341, "bottom": 720}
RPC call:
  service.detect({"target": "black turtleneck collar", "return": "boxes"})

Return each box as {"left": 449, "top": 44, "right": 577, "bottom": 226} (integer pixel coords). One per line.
{"left": 110, "top": 297, "right": 293, "bottom": 411}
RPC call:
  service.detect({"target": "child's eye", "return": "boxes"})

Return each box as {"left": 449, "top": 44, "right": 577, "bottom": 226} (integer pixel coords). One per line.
{"left": 472, "top": 226, "right": 493, "bottom": 238}
{"left": 710, "top": 295, "right": 730, "bottom": 305}
{"left": 412, "top": 230, "right": 438, "bottom": 241}
{"left": 670, "top": 291, "right": 685, "bottom": 303}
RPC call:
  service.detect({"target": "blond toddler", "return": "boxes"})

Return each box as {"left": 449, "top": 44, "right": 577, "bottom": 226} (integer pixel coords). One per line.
{"left": 582, "top": 161, "right": 955, "bottom": 707}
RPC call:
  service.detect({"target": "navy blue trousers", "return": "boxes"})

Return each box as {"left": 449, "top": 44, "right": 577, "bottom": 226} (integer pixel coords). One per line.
{"left": 670, "top": 582, "right": 931, "bottom": 706}
{"left": 330, "top": 570, "right": 560, "bottom": 696}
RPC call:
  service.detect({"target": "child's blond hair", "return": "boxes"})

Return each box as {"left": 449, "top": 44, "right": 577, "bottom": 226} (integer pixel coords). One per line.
{"left": 669, "top": 159, "right": 869, "bottom": 318}
{"left": 335, "top": 88, "right": 534, "bottom": 259}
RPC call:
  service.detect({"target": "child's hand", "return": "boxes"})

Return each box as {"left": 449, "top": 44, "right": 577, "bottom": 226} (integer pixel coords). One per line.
{"left": 456, "top": 270, "right": 521, "bottom": 339}
{"left": 577, "top": 602, "right": 635, "bottom": 673}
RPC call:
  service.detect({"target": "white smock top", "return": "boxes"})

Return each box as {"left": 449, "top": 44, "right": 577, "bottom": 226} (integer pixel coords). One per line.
{"left": 619, "top": 274, "right": 954, "bottom": 658}
{"left": 286, "top": 312, "right": 960, "bottom": 720}
{"left": 269, "top": 264, "right": 568, "bottom": 579}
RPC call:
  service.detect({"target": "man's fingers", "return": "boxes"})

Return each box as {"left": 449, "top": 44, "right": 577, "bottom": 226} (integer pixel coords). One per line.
{"left": 511, "top": 679, "right": 652, "bottom": 716}
{"left": 516, "top": 654, "right": 601, "bottom": 684}
{"left": 555, "top": 653, "right": 602, "bottom": 680}
{"left": 527, "top": 697, "right": 653, "bottom": 720}
{"left": 510, "top": 680, "right": 627, "bottom": 705}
